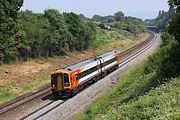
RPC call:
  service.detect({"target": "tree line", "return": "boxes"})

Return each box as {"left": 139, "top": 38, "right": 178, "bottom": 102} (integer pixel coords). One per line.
{"left": 0, "top": 0, "right": 23, "bottom": 64}
{"left": 145, "top": 0, "right": 180, "bottom": 80}
{"left": 145, "top": 7, "right": 175, "bottom": 31}
{"left": 16, "top": 10, "right": 96, "bottom": 61}
{"left": 0, "top": 0, "right": 96, "bottom": 64}
{"left": 89, "top": 11, "right": 147, "bottom": 35}
{"left": 0, "top": 1, "right": 146, "bottom": 64}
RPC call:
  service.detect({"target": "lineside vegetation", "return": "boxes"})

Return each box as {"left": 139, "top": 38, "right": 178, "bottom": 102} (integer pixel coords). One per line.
{"left": 75, "top": 61, "right": 180, "bottom": 120}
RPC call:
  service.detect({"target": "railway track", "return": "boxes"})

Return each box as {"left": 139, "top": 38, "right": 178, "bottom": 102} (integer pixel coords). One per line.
{"left": 30, "top": 32, "right": 159, "bottom": 120}
{"left": 20, "top": 81, "right": 95, "bottom": 120}
{"left": 0, "top": 31, "right": 158, "bottom": 120}
{"left": 0, "top": 84, "right": 50, "bottom": 115}
{"left": 21, "top": 100, "right": 63, "bottom": 120}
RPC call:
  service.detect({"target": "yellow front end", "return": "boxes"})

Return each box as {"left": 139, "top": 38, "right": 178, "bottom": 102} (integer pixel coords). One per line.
{"left": 57, "top": 75, "right": 63, "bottom": 90}
{"left": 51, "top": 70, "right": 71, "bottom": 96}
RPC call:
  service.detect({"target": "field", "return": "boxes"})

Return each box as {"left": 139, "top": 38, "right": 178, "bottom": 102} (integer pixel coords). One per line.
{"left": 75, "top": 59, "right": 180, "bottom": 120}
{"left": 0, "top": 29, "right": 148, "bottom": 104}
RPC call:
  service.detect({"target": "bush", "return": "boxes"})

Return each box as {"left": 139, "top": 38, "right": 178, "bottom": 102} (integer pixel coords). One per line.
{"left": 145, "top": 32, "right": 180, "bottom": 80}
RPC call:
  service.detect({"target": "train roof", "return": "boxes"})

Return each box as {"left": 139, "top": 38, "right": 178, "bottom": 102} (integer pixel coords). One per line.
{"left": 64, "top": 51, "right": 116, "bottom": 71}
{"left": 65, "top": 58, "right": 96, "bottom": 71}
{"left": 97, "top": 51, "right": 116, "bottom": 59}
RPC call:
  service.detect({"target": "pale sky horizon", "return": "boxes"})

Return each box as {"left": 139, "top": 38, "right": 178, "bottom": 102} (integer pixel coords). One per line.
{"left": 21, "top": 0, "right": 169, "bottom": 19}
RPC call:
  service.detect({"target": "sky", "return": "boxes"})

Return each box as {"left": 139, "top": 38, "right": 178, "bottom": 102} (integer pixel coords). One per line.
{"left": 21, "top": 0, "right": 169, "bottom": 19}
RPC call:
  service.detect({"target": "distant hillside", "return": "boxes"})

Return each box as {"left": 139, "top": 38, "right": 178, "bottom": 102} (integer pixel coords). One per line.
{"left": 79, "top": 11, "right": 147, "bottom": 35}
{"left": 145, "top": 7, "right": 175, "bottom": 31}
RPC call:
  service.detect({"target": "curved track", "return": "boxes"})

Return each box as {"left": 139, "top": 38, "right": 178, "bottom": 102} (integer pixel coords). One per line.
{"left": 0, "top": 32, "right": 159, "bottom": 120}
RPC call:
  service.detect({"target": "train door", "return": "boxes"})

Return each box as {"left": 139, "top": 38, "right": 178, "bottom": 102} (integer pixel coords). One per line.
{"left": 96, "top": 57, "right": 103, "bottom": 78}
{"left": 99, "top": 57, "right": 103, "bottom": 78}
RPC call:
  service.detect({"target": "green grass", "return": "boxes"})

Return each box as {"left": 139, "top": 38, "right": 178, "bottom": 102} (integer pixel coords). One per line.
{"left": 96, "top": 29, "right": 133, "bottom": 41}
{"left": 22, "top": 76, "right": 49, "bottom": 93}
{"left": 90, "top": 29, "right": 133, "bottom": 49}
{"left": 0, "top": 75, "right": 49, "bottom": 104}
{"left": 88, "top": 29, "right": 134, "bottom": 50}
{"left": 75, "top": 60, "right": 180, "bottom": 120}
{"left": 0, "top": 81, "right": 19, "bottom": 103}
{"left": 0, "top": 90, "right": 18, "bottom": 103}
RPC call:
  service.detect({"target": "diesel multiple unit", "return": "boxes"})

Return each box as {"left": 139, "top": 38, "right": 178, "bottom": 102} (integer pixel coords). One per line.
{"left": 51, "top": 51, "right": 120, "bottom": 97}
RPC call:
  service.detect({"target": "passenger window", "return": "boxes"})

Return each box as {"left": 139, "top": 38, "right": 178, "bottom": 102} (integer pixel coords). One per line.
{"left": 76, "top": 74, "right": 79, "bottom": 80}
{"left": 64, "top": 73, "right": 70, "bottom": 87}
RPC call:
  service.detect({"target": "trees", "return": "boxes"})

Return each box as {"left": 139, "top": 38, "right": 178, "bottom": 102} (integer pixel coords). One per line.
{"left": 145, "top": 0, "right": 180, "bottom": 79}
{"left": 44, "top": 9, "right": 72, "bottom": 55}
{"left": 0, "top": 3, "right": 145, "bottom": 64}
{"left": 167, "top": 0, "right": 180, "bottom": 42}
{"left": 79, "top": 14, "right": 90, "bottom": 21}
{"left": 64, "top": 12, "right": 96, "bottom": 51}
{"left": 114, "top": 11, "right": 124, "bottom": 21}
{"left": 91, "top": 11, "right": 125, "bottom": 23}
{"left": 91, "top": 15, "right": 106, "bottom": 22}
{"left": 0, "top": 6, "right": 96, "bottom": 64}
{"left": 168, "top": 0, "right": 180, "bottom": 10}
{"left": 91, "top": 11, "right": 146, "bottom": 35}
{"left": 15, "top": 10, "right": 96, "bottom": 61}
{"left": 0, "top": 0, "right": 24, "bottom": 63}
{"left": 106, "top": 16, "right": 116, "bottom": 23}
{"left": 15, "top": 10, "right": 96, "bottom": 60}
{"left": 113, "top": 17, "right": 146, "bottom": 35}
{"left": 145, "top": 7, "right": 175, "bottom": 31}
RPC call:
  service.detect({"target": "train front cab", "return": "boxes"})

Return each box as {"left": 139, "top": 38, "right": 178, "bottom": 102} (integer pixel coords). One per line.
{"left": 51, "top": 70, "right": 71, "bottom": 97}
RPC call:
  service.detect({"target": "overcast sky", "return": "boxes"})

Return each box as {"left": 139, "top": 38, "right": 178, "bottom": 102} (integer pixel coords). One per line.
{"left": 21, "top": 0, "right": 169, "bottom": 19}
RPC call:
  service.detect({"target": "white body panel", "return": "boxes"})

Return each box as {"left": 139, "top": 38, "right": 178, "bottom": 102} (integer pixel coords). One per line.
{"left": 79, "top": 70, "right": 99, "bottom": 83}
{"left": 81, "top": 61, "right": 98, "bottom": 72}
{"left": 104, "top": 61, "right": 117, "bottom": 70}
{"left": 102, "top": 55, "right": 114, "bottom": 71}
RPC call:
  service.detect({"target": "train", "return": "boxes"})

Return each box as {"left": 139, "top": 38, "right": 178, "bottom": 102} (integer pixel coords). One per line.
{"left": 50, "top": 51, "right": 120, "bottom": 97}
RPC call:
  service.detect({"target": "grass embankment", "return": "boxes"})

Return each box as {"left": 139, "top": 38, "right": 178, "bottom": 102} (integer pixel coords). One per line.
{"left": 92, "top": 29, "right": 147, "bottom": 52}
{"left": 96, "top": 29, "right": 132, "bottom": 42}
{"left": 76, "top": 60, "right": 180, "bottom": 120}
{"left": 0, "top": 29, "right": 147, "bottom": 104}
